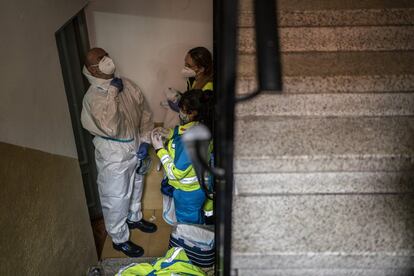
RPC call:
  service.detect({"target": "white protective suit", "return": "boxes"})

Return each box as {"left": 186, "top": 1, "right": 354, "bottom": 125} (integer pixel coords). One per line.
{"left": 81, "top": 66, "right": 153, "bottom": 244}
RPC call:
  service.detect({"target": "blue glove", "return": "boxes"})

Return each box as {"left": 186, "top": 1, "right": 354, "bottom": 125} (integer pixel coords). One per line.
{"left": 160, "top": 177, "right": 175, "bottom": 197}
{"left": 110, "top": 77, "right": 123, "bottom": 92}
{"left": 137, "top": 142, "right": 150, "bottom": 160}
{"left": 167, "top": 99, "right": 180, "bottom": 112}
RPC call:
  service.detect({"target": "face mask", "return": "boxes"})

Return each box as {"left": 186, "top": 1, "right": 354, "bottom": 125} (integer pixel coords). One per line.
{"left": 96, "top": 56, "right": 116, "bottom": 75}
{"left": 179, "top": 110, "right": 190, "bottom": 124}
{"left": 181, "top": 66, "right": 196, "bottom": 78}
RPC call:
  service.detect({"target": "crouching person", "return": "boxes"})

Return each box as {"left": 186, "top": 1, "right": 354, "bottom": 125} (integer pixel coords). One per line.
{"left": 152, "top": 89, "right": 213, "bottom": 225}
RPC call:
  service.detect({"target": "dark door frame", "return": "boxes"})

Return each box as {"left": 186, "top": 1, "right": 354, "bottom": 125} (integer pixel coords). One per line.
{"left": 213, "top": 0, "right": 238, "bottom": 275}
{"left": 55, "top": 8, "right": 102, "bottom": 220}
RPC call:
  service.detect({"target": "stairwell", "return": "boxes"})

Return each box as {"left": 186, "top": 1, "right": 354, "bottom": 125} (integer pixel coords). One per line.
{"left": 232, "top": 0, "right": 414, "bottom": 275}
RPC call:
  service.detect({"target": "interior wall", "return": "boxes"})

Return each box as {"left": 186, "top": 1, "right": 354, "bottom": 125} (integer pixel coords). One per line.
{"left": 0, "top": 0, "right": 90, "bottom": 158}
{"left": 0, "top": 143, "right": 97, "bottom": 275}
{"left": 85, "top": 0, "right": 213, "bottom": 122}
{"left": 0, "top": 1, "right": 97, "bottom": 274}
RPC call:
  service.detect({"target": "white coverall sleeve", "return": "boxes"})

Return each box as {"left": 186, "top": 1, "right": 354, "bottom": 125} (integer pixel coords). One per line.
{"left": 139, "top": 98, "right": 154, "bottom": 143}
{"left": 90, "top": 86, "right": 122, "bottom": 137}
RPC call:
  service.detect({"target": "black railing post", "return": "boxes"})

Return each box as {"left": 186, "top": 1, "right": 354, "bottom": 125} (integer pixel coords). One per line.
{"left": 213, "top": 0, "right": 238, "bottom": 275}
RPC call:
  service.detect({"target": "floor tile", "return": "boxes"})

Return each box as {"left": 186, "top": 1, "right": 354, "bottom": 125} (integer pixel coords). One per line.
{"left": 147, "top": 226, "right": 172, "bottom": 257}
{"left": 101, "top": 209, "right": 172, "bottom": 259}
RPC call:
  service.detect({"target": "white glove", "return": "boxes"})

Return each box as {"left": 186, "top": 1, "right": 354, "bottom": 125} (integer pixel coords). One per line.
{"left": 163, "top": 87, "right": 180, "bottom": 101}
{"left": 160, "top": 100, "right": 170, "bottom": 108}
{"left": 153, "top": 127, "right": 170, "bottom": 138}
{"left": 151, "top": 129, "right": 164, "bottom": 150}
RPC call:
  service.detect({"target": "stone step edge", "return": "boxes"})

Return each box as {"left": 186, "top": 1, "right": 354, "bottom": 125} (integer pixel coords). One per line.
{"left": 234, "top": 115, "right": 414, "bottom": 173}
{"left": 234, "top": 155, "right": 414, "bottom": 173}
{"left": 232, "top": 253, "right": 414, "bottom": 269}
{"left": 236, "top": 75, "right": 414, "bottom": 94}
{"left": 238, "top": 0, "right": 414, "bottom": 12}
{"left": 235, "top": 268, "right": 414, "bottom": 276}
{"left": 238, "top": 26, "right": 414, "bottom": 53}
{"left": 234, "top": 93, "right": 414, "bottom": 117}
{"left": 237, "top": 52, "right": 414, "bottom": 78}
{"left": 238, "top": 8, "right": 414, "bottom": 28}
{"left": 234, "top": 172, "right": 414, "bottom": 195}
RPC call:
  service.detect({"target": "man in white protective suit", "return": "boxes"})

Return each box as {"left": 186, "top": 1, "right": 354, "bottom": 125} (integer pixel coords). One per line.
{"left": 81, "top": 47, "right": 157, "bottom": 257}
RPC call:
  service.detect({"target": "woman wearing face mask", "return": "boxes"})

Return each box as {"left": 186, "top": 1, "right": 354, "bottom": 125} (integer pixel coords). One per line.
{"left": 152, "top": 90, "right": 213, "bottom": 225}
{"left": 163, "top": 47, "right": 213, "bottom": 128}
{"left": 182, "top": 47, "right": 213, "bottom": 92}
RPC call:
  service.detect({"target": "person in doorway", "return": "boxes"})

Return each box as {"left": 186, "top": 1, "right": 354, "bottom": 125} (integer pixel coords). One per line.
{"left": 81, "top": 47, "right": 157, "bottom": 258}
{"left": 163, "top": 46, "right": 213, "bottom": 129}
{"left": 153, "top": 89, "right": 213, "bottom": 225}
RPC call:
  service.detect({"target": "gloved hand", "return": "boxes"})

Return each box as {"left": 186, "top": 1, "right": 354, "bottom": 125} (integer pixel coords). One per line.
{"left": 137, "top": 142, "right": 150, "bottom": 160}
{"left": 167, "top": 100, "right": 180, "bottom": 112}
{"left": 151, "top": 130, "right": 164, "bottom": 150}
{"left": 163, "top": 87, "right": 181, "bottom": 101}
{"left": 110, "top": 77, "right": 123, "bottom": 92}
{"left": 160, "top": 100, "right": 170, "bottom": 109}
{"left": 153, "top": 127, "right": 170, "bottom": 139}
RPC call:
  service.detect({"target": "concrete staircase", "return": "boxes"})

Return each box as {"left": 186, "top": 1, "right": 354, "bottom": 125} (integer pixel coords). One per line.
{"left": 232, "top": 0, "right": 414, "bottom": 275}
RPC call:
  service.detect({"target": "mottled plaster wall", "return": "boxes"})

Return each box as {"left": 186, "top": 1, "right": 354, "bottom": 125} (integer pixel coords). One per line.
{"left": 0, "top": 142, "right": 97, "bottom": 275}
{"left": 0, "top": 0, "right": 88, "bottom": 158}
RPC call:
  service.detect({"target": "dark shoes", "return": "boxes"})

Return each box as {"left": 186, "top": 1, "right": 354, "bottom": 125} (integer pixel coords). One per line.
{"left": 127, "top": 218, "right": 158, "bottom": 233}
{"left": 112, "top": 219, "right": 156, "bottom": 257}
{"left": 112, "top": 240, "right": 144, "bottom": 257}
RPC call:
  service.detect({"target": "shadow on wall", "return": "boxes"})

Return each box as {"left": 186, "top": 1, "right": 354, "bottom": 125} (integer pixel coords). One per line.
{"left": 87, "top": 0, "right": 211, "bottom": 22}
{"left": 85, "top": 0, "right": 213, "bottom": 122}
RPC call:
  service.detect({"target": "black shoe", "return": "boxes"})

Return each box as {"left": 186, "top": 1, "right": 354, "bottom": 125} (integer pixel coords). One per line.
{"left": 205, "top": 215, "right": 215, "bottom": 225}
{"left": 112, "top": 240, "right": 144, "bottom": 257}
{"left": 127, "top": 219, "right": 158, "bottom": 233}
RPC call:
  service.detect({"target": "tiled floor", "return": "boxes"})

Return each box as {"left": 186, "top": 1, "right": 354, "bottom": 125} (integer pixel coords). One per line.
{"left": 101, "top": 209, "right": 172, "bottom": 258}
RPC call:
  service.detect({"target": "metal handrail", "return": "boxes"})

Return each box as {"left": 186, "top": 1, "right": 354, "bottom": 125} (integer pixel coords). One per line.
{"left": 236, "top": 0, "right": 282, "bottom": 103}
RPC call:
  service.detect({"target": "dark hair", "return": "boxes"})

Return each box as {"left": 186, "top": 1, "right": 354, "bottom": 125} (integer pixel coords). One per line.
{"left": 179, "top": 89, "right": 213, "bottom": 130}
{"left": 188, "top": 47, "right": 213, "bottom": 76}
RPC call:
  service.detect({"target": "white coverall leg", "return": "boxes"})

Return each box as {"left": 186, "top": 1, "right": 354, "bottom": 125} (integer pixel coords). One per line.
{"left": 128, "top": 173, "right": 143, "bottom": 222}
{"left": 93, "top": 137, "right": 143, "bottom": 244}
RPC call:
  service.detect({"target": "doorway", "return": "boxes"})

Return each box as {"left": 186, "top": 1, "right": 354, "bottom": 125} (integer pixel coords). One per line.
{"left": 55, "top": 9, "right": 106, "bottom": 258}
{"left": 57, "top": 0, "right": 221, "bottom": 268}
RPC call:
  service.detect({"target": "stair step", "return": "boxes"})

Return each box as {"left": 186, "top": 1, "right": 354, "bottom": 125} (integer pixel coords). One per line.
{"left": 238, "top": 26, "right": 414, "bottom": 54}
{"left": 236, "top": 52, "right": 414, "bottom": 94}
{"left": 239, "top": 8, "right": 414, "bottom": 28}
{"left": 237, "top": 75, "right": 414, "bottom": 95}
{"left": 238, "top": 52, "right": 414, "bottom": 78}
{"left": 236, "top": 268, "right": 414, "bottom": 276}
{"left": 235, "top": 172, "right": 414, "bottom": 195}
{"left": 239, "top": 0, "right": 414, "bottom": 28}
{"left": 236, "top": 93, "right": 414, "bottom": 117}
{"left": 232, "top": 194, "right": 414, "bottom": 269}
{"left": 239, "top": 0, "right": 414, "bottom": 12}
{"left": 234, "top": 116, "right": 414, "bottom": 173}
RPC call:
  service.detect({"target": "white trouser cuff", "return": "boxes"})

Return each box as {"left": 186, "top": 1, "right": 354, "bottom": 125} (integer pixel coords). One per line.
{"left": 110, "top": 224, "right": 129, "bottom": 244}
{"left": 127, "top": 211, "right": 143, "bottom": 222}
